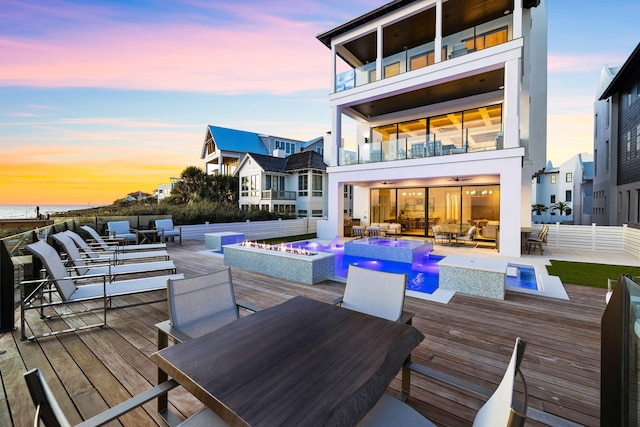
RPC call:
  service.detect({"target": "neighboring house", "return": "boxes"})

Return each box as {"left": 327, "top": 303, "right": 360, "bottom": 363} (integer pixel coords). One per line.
{"left": 200, "top": 125, "right": 342, "bottom": 216}
{"left": 234, "top": 150, "right": 328, "bottom": 218}
{"left": 531, "top": 153, "right": 593, "bottom": 225}
{"left": 315, "top": 0, "right": 547, "bottom": 257}
{"left": 154, "top": 177, "right": 181, "bottom": 202}
{"left": 201, "top": 125, "right": 307, "bottom": 176}
{"left": 593, "top": 43, "right": 640, "bottom": 226}
{"left": 124, "top": 191, "right": 152, "bottom": 202}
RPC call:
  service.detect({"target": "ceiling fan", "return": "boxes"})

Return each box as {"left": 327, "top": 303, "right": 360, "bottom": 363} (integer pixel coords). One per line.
{"left": 449, "top": 176, "right": 471, "bottom": 182}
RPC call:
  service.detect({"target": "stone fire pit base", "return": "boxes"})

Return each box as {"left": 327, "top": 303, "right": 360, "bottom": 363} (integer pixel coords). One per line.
{"left": 223, "top": 244, "right": 336, "bottom": 285}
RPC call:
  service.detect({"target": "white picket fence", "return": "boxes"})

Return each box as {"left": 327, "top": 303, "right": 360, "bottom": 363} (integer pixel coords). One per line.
{"left": 531, "top": 223, "right": 640, "bottom": 259}
{"left": 180, "top": 218, "right": 319, "bottom": 242}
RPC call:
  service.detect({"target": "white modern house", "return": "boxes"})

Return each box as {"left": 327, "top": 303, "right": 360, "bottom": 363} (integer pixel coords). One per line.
{"left": 531, "top": 153, "right": 593, "bottom": 225}
{"left": 316, "top": 0, "right": 547, "bottom": 257}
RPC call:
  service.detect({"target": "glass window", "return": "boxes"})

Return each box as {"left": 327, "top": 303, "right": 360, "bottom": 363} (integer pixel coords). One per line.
{"left": 551, "top": 195, "right": 556, "bottom": 204}
{"left": 637, "top": 125, "right": 640, "bottom": 157}
{"left": 250, "top": 175, "right": 258, "bottom": 197}
{"left": 312, "top": 172, "right": 323, "bottom": 197}
{"left": 241, "top": 176, "right": 249, "bottom": 197}
{"left": 298, "top": 174, "right": 308, "bottom": 196}
{"left": 430, "top": 112, "right": 463, "bottom": 154}
{"left": 627, "top": 131, "right": 632, "bottom": 160}
{"left": 371, "top": 123, "right": 398, "bottom": 143}
{"left": 566, "top": 172, "right": 573, "bottom": 183}
{"left": 550, "top": 175, "right": 556, "bottom": 184}
{"left": 566, "top": 190, "right": 572, "bottom": 202}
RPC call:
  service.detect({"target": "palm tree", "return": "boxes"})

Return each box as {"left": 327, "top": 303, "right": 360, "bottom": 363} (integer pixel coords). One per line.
{"left": 551, "top": 201, "right": 571, "bottom": 216}
{"left": 171, "top": 166, "right": 207, "bottom": 204}
{"left": 531, "top": 203, "right": 548, "bottom": 215}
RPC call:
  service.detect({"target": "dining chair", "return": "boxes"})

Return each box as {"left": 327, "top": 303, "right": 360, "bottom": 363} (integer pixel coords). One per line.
{"left": 358, "top": 337, "right": 528, "bottom": 427}
{"left": 156, "top": 268, "right": 260, "bottom": 344}
{"left": 155, "top": 268, "right": 259, "bottom": 423}
{"left": 331, "top": 265, "right": 411, "bottom": 324}
{"left": 456, "top": 226, "right": 477, "bottom": 246}
{"left": 23, "top": 368, "right": 226, "bottom": 426}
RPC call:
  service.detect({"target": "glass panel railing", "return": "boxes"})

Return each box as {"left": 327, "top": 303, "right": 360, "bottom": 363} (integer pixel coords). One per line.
{"left": 261, "top": 190, "right": 296, "bottom": 200}
{"left": 338, "top": 124, "right": 503, "bottom": 165}
{"left": 467, "top": 123, "right": 503, "bottom": 152}
{"left": 434, "top": 129, "right": 466, "bottom": 155}
{"left": 443, "top": 14, "right": 512, "bottom": 60}
{"left": 355, "top": 63, "right": 376, "bottom": 87}
{"left": 336, "top": 70, "right": 355, "bottom": 92}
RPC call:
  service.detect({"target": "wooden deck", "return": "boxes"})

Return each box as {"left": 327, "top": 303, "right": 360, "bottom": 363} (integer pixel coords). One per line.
{"left": 0, "top": 240, "right": 604, "bottom": 426}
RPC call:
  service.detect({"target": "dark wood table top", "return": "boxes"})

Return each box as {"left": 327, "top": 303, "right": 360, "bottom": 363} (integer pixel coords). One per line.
{"left": 150, "top": 295, "right": 424, "bottom": 427}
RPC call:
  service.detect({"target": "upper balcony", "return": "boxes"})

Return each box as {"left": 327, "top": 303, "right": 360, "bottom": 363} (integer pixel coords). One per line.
{"left": 334, "top": 15, "right": 512, "bottom": 93}
{"left": 340, "top": 123, "right": 503, "bottom": 165}
{"left": 319, "top": 0, "right": 516, "bottom": 94}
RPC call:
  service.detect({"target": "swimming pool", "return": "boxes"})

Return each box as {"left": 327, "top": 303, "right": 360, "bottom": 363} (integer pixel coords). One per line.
{"left": 291, "top": 240, "right": 538, "bottom": 294}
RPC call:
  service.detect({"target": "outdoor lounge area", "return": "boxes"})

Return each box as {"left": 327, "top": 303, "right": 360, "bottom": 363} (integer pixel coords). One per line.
{"left": 2, "top": 239, "right": 607, "bottom": 426}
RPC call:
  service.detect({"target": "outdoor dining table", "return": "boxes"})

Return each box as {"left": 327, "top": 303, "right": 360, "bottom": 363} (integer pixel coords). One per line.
{"left": 150, "top": 295, "right": 424, "bottom": 427}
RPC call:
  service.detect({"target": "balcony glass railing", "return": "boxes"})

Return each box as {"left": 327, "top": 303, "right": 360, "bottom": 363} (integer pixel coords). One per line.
{"left": 334, "top": 14, "right": 512, "bottom": 93}
{"left": 261, "top": 190, "right": 296, "bottom": 200}
{"left": 338, "top": 124, "right": 503, "bottom": 165}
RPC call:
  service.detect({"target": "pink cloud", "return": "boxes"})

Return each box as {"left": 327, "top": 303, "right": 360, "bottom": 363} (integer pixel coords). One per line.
{"left": 0, "top": 3, "right": 334, "bottom": 95}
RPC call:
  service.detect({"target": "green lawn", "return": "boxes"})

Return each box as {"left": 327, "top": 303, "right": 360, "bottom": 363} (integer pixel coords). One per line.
{"left": 546, "top": 260, "right": 640, "bottom": 289}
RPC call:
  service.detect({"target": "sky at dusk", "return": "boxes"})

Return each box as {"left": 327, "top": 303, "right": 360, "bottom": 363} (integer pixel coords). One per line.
{"left": 1, "top": 0, "right": 638, "bottom": 206}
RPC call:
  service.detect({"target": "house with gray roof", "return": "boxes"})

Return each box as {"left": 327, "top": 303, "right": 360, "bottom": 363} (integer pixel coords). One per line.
{"left": 234, "top": 150, "right": 328, "bottom": 217}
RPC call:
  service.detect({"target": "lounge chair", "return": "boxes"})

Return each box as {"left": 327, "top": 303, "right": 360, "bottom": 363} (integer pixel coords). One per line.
{"left": 331, "top": 265, "right": 412, "bottom": 324}
{"left": 21, "top": 240, "right": 183, "bottom": 340}
{"left": 155, "top": 219, "right": 182, "bottom": 244}
{"left": 80, "top": 225, "right": 167, "bottom": 252}
{"left": 106, "top": 220, "right": 138, "bottom": 244}
{"left": 63, "top": 230, "right": 170, "bottom": 263}
{"left": 155, "top": 269, "right": 260, "bottom": 422}
{"left": 51, "top": 233, "right": 177, "bottom": 279}
{"left": 358, "top": 337, "right": 528, "bottom": 427}
{"left": 23, "top": 368, "right": 225, "bottom": 426}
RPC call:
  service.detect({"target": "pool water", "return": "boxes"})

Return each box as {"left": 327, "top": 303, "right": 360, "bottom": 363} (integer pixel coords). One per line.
{"left": 291, "top": 241, "right": 538, "bottom": 294}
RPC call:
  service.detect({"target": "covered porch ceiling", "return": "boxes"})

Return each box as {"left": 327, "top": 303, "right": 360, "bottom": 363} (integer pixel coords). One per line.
{"left": 323, "top": 0, "right": 513, "bottom": 67}
{"left": 343, "top": 173, "right": 500, "bottom": 189}
{"left": 345, "top": 68, "right": 504, "bottom": 118}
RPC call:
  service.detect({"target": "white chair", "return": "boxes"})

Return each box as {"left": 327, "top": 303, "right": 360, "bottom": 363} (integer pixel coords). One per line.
{"left": 155, "top": 219, "right": 182, "bottom": 244}
{"left": 106, "top": 220, "right": 138, "bottom": 244}
{"left": 432, "top": 225, "right": 447, "bottom": 244}
{"left": 23, "top": 368, "right": 226, "bottom": 426}
{"left": 21, "top": 240, "right": 183, "bottom": 340}
{"left": 331, "top": 265, "right": 411, "bottom": 323}
{"left": 456, "top": 226, "right": 477, "bottom": 246}
{"left": 358, "top": 338, "right": 528, "bottom": 427}
{"left": 352, "top": 225, "right": 365, "bottom": 239}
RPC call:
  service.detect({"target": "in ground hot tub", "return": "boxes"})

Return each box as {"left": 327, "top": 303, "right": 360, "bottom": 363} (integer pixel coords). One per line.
{"left": 344, "top": 238, "right": 432, "bottom": 264}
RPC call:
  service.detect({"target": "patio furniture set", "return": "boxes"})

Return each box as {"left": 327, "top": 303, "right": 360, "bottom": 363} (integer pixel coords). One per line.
{"left": 21, "top": 249, "right": 529, "bottom": 425}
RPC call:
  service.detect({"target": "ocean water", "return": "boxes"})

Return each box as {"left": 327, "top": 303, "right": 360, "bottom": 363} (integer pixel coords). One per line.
{"left": 0, "top": 205, "right": 92, "bottom": 219}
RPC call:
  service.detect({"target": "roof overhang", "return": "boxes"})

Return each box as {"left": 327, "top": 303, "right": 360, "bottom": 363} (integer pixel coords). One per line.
{"left": 600, "top": 43, "right": 640, "bottom": 100}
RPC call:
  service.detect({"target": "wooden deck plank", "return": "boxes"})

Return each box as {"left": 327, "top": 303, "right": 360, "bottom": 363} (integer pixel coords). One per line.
{"left": 3, "top": 240, "right": 605, "bottom": 426}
